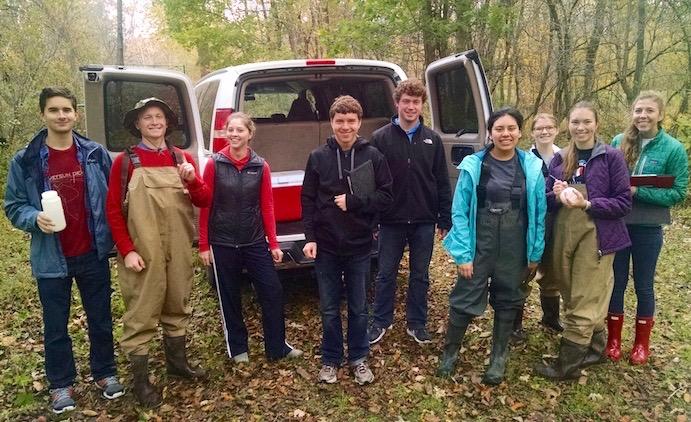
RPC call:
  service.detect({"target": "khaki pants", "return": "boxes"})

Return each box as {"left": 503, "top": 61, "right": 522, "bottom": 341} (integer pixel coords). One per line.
{"left": 543, "top": 185, "right": 614, "bottom": 345}
{"left": 536, "top": 212, "right": 559, "bottom": 297}
{"left": 118, "top": 167, "right": 196, "bottom": 356}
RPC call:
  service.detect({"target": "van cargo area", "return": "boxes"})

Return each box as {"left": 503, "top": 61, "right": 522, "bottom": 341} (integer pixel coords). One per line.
{"left": 227, "top": 72, "right": 398, "bottom": 264}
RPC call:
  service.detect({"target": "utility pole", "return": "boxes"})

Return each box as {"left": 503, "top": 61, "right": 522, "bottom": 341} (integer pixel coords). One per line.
{"left": 116, "top": 0, "right": 124, "bottom": 65}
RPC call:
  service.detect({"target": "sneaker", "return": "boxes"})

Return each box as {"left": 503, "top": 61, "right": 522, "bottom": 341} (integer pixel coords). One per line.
{"left": 352, "top": 362, "right": 374, "bottom": 385}
{"left": 50, "top": 386, "right": 76, "bottom": 414}
{"left": 286, "top": 346, "right": 304, "bottom": 359}
{"left": 95, "top": 376, "right": 125, "bottom": 399}
{"left": 368, "top": 325, "right": 392, "bottom": 345}
{"left": 318, "top": 365, "right": 338, "bottom": 384}
{"left": 406, "top": 327, "right": 432, "bottom": 344}
{"left": 233, "top": 352, "right": 249, "bottom": 363}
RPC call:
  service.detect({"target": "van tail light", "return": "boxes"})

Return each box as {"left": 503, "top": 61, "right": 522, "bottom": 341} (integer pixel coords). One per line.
{"left": 306, "top": 59, "right": 336, "bottom": 66}
{"left": 212, "top": 108, "right": 233, "bottom": 152}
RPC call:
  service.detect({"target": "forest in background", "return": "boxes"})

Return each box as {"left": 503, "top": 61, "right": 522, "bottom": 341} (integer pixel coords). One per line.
{"left": 1, "top": 0, "right": 689, "bottom": 160}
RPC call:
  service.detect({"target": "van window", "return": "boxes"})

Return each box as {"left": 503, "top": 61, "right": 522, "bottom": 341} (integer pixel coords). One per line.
{"left": 104, "top": 80, "right": 190, "bottom": 151}
{"left": 195, "top": 80, "right": 219, "bottom": 150}
{"left": 242, "top": 82, "right": 302, "bottom": 123}
{"left": 433, "top": 68, "right": 479, "bottom": 134}
{"left": 318, "top": 79, "right": 392, "bottom": 120}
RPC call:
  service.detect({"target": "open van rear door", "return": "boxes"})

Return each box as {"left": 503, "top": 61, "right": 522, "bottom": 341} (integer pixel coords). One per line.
{"left": 425, "top": 50, "right": 492, "bottom": 187}
{"left": 79, "top": 65, "right": 207, "bottom": 171}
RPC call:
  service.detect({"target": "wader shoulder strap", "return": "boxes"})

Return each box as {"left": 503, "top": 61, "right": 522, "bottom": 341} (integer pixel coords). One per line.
{"left": 165, "top": 140, "right": 185, "bottom": 166}
{"left": 509, "top": 156, "right": 525, "bottom": 209}
{"left": 476, "top": 152, "right": 491, "bottom": 205}
{"left": 120, "top": 147, "right": 141, "bottom": 212}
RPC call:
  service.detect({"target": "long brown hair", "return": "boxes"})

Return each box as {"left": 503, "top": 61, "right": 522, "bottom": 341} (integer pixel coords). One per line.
{"left": 621, "top": 90, "right": 665, "bottom": 168}
{"left": 562, "top": 101, "right": 599, "bottom": 181}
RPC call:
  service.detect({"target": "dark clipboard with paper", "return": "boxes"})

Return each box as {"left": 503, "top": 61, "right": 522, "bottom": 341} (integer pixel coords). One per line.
{"left": 346, "top": 159, "right": 375, "bottom": 199}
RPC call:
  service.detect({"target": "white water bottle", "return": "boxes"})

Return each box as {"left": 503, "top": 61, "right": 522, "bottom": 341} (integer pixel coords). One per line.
{"left": 40, "top": 190, "right": 67, "bottom": 232}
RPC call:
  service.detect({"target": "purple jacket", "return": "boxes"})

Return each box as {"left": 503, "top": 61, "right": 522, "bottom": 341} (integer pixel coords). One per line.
{"left": 547, "top": 141, "right": 632, "bottom": 255}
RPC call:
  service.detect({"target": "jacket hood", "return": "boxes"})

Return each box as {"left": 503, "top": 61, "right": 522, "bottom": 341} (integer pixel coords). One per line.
{"left": 326, "top": 135, "right": 369, "bottom": 150}
{"left": 556, "top": 139, "right": 608, "bottom": 160}
{"left": 21, "top": 128, "right": 97, "bottom": 167}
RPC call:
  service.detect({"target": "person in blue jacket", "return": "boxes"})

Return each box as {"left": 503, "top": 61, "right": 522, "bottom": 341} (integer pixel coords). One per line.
{"left": 437, "top": 107, "right": 546, "bottom": 385}
{"left": 4, "top": 87, "right": 122, "bottom": 414}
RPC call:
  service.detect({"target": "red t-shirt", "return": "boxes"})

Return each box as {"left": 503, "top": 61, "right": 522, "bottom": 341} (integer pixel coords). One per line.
{"left": 47, "top": 144, "right": 92, "bottom": 257}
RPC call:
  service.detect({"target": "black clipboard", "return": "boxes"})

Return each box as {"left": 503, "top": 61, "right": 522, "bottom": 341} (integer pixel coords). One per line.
{"left": 346, "top": 160, "right": 375, "bottom": 199}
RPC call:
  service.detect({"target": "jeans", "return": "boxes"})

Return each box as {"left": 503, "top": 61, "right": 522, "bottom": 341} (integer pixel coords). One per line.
{"left": 372, "top": 223, "right": 435, "bottom": 329}
{"left": 315, "top": 250, "right": 370, "bottom": 366}
{"left": 610, "top": 225, "right": 663, "bottom": 317}
{"left": 36, "top": 251, "right": 116, "bottom": 389}
{"left": 211, "top": 242, "right": 289, "bottom": 360}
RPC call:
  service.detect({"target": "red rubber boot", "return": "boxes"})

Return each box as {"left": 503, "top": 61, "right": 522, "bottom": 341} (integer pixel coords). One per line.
{"left": 629, "top": 317, "right": 654, "bottom": 365}
{"left": 605, "top": 313, "right": 624, "bottom": 362}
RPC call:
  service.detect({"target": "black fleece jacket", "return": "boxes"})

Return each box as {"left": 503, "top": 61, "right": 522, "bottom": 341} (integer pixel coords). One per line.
{"left": 301, "top": 136, "right": 393, "bottom": 255}
{"left": 370, "top": 119, "right": 452, "bottom": 230}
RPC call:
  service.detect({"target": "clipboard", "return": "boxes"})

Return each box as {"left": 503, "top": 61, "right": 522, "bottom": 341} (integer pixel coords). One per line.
{"left": 346, "top": 160, "right": 375, "bottom": 199}
{"left": 631, "top": 174, "right": 674, "bottom": 188}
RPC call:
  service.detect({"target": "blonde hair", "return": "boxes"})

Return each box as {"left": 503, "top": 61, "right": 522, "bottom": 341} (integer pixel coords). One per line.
{"left": 225, "top": 112, "right": 256, "bottom": 140}
{"left": 621, "top": 90, "right": 665, "bottom": 168}
{"left": 531, "top": 113, "right": 557, "bottom": 131}
{"left": 562, "top": 102, "right": 599, "bottom": 181}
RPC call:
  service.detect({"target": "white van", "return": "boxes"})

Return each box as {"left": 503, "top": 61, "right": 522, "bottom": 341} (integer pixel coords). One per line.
{"left": 80, "top": 50, "right": 492, "bottom": 269}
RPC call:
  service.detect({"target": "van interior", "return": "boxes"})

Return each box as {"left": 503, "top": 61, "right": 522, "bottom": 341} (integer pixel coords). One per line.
{"left": 236, "top": 73, "right": 398, "bottom": 237}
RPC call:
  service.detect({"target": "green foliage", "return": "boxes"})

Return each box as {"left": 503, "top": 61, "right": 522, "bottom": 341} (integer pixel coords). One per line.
{"left": 0, "top": 0, "right": 112, "bottom": 149}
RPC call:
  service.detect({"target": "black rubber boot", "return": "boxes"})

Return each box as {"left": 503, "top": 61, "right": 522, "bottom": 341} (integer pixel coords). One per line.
{"left": 482, "top": 310, "right": 515, "bottom": 385}
{"left": 510, "top": 307, "right": 526, "bottom": 345}
{"left": 437, "top": 315, "right": 472, "bottom": 378}
{"left": 581, "top": 329, "right": 607, "bottom": 367}
{"left": 130, "top": 354, "right": 162, "bottom": 408}
{"left": 540, "top": 295, "right": 563, "bottom": 332}
{"left": 535, "top": 337, "right": 588, "bottom": 381}
{"left": 163, "top": 335, "right": 207, "bottom": 379}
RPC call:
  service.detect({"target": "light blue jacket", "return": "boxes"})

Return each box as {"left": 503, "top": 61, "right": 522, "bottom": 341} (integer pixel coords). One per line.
{"left": 4, "top": 129, "right": 113, "bottom": 278}
{"left": 443, "top": 148, "right": 546, "bottom": 265}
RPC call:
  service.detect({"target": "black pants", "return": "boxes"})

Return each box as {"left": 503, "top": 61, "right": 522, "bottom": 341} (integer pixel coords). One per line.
{"left": 448, "top": 207, "right": 528, "bottom": 324}
{"left": 211, "top": 242, "right": 289, "bottom": 360}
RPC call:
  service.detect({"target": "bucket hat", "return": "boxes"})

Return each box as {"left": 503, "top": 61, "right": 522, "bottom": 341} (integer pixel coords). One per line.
{"left": 123, "top": 97, "right": 178, "bottom": 137}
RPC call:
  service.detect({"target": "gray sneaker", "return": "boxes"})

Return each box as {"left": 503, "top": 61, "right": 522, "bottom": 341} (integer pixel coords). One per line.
{"left": 318, "top": 365, "right": 338, "bottom": 384}
{"left": 50, "top": 386, "right": 76, "bottom": 414}
{"left": 352, "top": 362, "right": 374, "bottom": 385}
{"left": 95, "top": 376, "right": 125, "bottom": 399}
{"left": 406, "top": 327, "right": 432, "bottom": 344}
{"left": 233, "top": 352, "right": 249, "bottom": 363}
{"left": 368, "top": 324, "right": 392, "bottom": 345}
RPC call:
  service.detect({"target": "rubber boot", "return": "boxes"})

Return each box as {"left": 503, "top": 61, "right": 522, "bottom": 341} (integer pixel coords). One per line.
{"left": 436, "top": 315, "right": 472, "bottom": 378}
{"left": 130, "top": 354, "right": 162, "bottom": 408}
{"left": 510, "top": 307, "right": 526, "bottom": 345}
{"left": 605, "top": 313, "right": 624, "bottom": 362}
{"left": 534, "top": 337, "right": 588, "bottom": 381}
{"left": 581, "top": 329, "right": 607, "bottom": 367}
{"left": 540, "top": 295, "right": 563, "bottom": 332}
{"left": 482, "top": 310, "right": 515, "bottom": 386}
{"left": 163, "top": 335, "right": 207, "bottom": 379}
{"left": 629, "top": 317, "right": 654, "bottom": 365}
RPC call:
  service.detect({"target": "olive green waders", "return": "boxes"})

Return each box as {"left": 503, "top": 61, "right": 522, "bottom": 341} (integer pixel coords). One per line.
{"left": 536, "top": 184, "right": 614, "bottom": 380}
{"left": 438, "top": 205, "right": 528, "bottom": 385}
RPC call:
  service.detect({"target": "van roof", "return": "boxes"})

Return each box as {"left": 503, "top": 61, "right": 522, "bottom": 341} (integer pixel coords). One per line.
{"left": 197, "top": 58, "right": 407, "bottom": 84}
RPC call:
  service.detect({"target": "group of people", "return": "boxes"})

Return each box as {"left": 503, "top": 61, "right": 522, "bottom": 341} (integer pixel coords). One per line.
{"left": 3, "top": 82, "right": 687, "bottom": 414}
